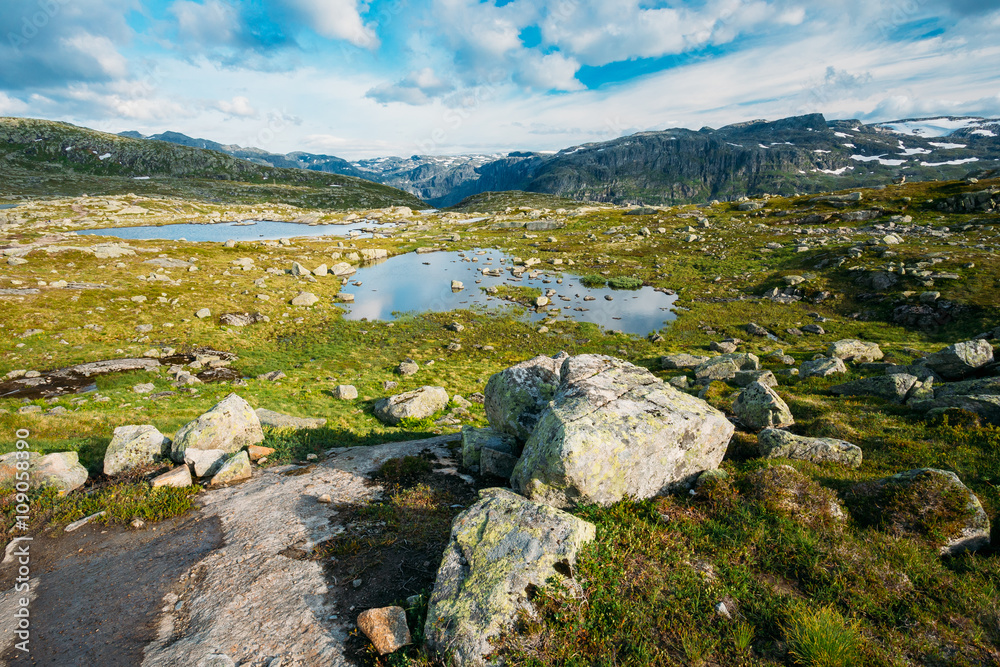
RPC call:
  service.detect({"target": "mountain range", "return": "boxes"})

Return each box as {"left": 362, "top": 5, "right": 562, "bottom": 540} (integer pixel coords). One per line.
{"left": 124, "top": 113, "right": 1000, "bottom": 207}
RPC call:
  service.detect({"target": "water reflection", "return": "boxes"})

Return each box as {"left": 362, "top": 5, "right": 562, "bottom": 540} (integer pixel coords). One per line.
{"left": 338, "top": 249, "right": 676, "bottom": 335}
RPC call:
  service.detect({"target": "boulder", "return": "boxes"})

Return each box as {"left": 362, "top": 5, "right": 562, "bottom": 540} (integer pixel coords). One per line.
{"left": 732, "top": 370, "right": 778, "bottom": 388}
{"left": 830, "top": 374, "right": 920, "bottom": 403}
{"left": 333, "top": 385, "right": 358, "bottom": 400}
{"left": 330, "top": 262, "right": 356, "bottom": 277}
{"left": 732, "top": 381, "right": 794, "bottom": 430}
{"left": 480, "top": 448, "right": 519, "bottom": 479}
{"left": 848, "top": 469, "right": 990, "bottom": 556}
{"left": 151, "top": 465, "right": 193, "bottom": 488}
{"left": 693, "top": 353, "right": 760, "bottom": 382}
{"left": 484, "top": 353, "right": 566, "bottom": 441}
{"left": 757, "top": 429, "right": 862, "bottom": 468}
{"left": 254, "top": 408, "right": 327, "bottom": 430}
{"left": 0, "top": 451, "right": 40, "bottom": 487}
{"left": 358, "top": 606, "right": 411, "bottom": 655}
{"left": 661, "top": 353, "right": 709, "bottom": 370}
{"left": 103, "top": 424, "right": 171, "bottom": 475}
{"left": 425, "top": 488, "right": 595, "bottom": 666}
{"left": 827, "top": 339, "right": 884, "bottom": 363}
{"left": 397, "top": 360, "right": 419, "bottom": 376}
{"left": 210, "top": 451, "right": 252, "bottom": 486}
{"left": 461, "top": 426, "right": 518, "bottom": 471}
{"left": 30, "top": 452, "right": 88, "bottom": 494}
{"left": 374, "top": 386, "right": 449, "bottom": 425}
{"left": 710, "top": 340, "right": 738, "bottom": 354}
{"left": 184, "top": 449, "right": 230, "bottom": 478}
{"left": 219, "top": 312, "right": 268, "bottom": 327}
{"left": 923, "top": 340, "right": 994, "bottom": 380}
{"left": 291, "top": 292, "right": 319, "bottom": 306}
{"left": 511, "top": 355, "right": 735, "bottom": 508}
{"left": 171, "top": 394, "right": 264, "bottom": 462}
{"left": 909, "top": 395, "right": 1000, "bottom": 425}
{"left": 800, "top": 357, "right": 848, "bottom": 379}
{"left": 933, "top": 376, "right": 1000, "bottom": 399}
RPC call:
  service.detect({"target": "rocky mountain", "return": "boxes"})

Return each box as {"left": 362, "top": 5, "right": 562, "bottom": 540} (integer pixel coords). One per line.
{"left": 0, "top": 117, "right": 425, "bottom": 209}
{"left": 126, "top": 113, "right": 1000, "bottom": 208}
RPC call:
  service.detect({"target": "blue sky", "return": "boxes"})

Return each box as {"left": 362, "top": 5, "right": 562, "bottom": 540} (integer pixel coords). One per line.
{"left": 1, "top": 0, "right": 999, "bottom": 158}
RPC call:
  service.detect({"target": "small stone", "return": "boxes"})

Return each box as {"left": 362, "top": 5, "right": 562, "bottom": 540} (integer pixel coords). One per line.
{"left": 151, "top": 465, "right": 193, "bottom": 488}
{"left": 317, "top": 493, "right": 332, "bottom": 503}
{"left": 195, "top": 308, "right": 211, "bottom": 319}
{"left": 357, "top": 606, "right": 412, "bottom": 655}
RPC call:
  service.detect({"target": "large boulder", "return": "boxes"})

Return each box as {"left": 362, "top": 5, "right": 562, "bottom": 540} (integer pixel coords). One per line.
{"left": 660, "top": 353, "right": 709, "bottom": 370}
{"left": 254, "top": 408, "right": 327, "bottom": 430}
{"left": 425, "top": 488, "right": 595, "bottom": 666}
{"left": 693, "top": 353, "right": 760, "bottom": 382}
{"left": 0, "top": 451, "right": 40, "bottom": 487}
{"left": 830, "top": 374, "right": 923, "bottom": 404}
{"left": 511, "top": 355, "right": 734, "bottom": 508}
{"left": 827, "top": 339, "right": 884, "bottom": 363}
{"left": 171, "top": 394, "right": 264, "bottom": 462}
{"left": 800, "top": 357, "right": 847, "bottom": 379}
{"left": 757, "top": 429, "right": 862, "bottom": 468}
{"left": 923, "top": 340, "right": 994, "bottom": 380}
{"left": 103, "top": 425, "right": 171, "bottom": 475}
{"left": 461, "top": 426, "right": 518, "bottom": 471}
{"left": 374, "top": 386, "right": 449, "bottom": 426}
{"left": 909, "top": 394, "right": 1000, "bottom": 425}
{"left": 732, "top": 381, "right": 794, "bottom": 430}
{"left": 848, "top": 469, "right": 991, "bottom": 556}
{"left": 484, "top": 353, "right": 565, "bottom": 441}
{"left": 925, "top": 376, "right": 1000, "bottom": 399}
{"left": 30, "top": 452, "right": 88, "bottom": 494}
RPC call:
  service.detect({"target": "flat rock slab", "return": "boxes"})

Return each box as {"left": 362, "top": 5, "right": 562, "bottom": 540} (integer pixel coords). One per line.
{"left": 255, "top": 408, "right": 328, "bottom": 430}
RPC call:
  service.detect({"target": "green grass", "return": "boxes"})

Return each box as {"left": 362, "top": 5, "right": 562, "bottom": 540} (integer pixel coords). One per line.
{"left": 785, "top": 606, "right": 861, "bottom": 667}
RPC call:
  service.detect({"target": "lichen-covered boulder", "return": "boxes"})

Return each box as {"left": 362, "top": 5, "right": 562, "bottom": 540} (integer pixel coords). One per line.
{"left": 830, "top": 374, "right": 922, "bottom": 404}
{"left": 425, "top": 488, "right": 595, "bottom": 666}
{"left": 184, "top": 448, "right": 230, "bottom": 477}
{"left": 210, "top": 451, "right": 252, "bottom": 486}
{"left": 757, "top": 429, "right": 862, "bottom": 468}
{"left": 694, "top": 353, "right": 760, "bottom": 382}
{"left": 800, "top": 357, "right": 847, "bottom": 379}
{"left": 461, "top": 426, "right": 518, "bottom": 471}
{"left": 910, "top": 394, "right": 1000, "bottom": 426}
{"left": 827, "top": 339, "right": 884, "bottom": 363}
{"left": 732, "top": 370, "right": 778, "bottom": 388}
{"left": 484, "top": 353, "right": 566, "bottom": 441}
{"left": 30, "top": 452, "right": 88, "bottom": 495}
{"left": 923, "top": 340, "right": 995, "bottom": 380}
{"left": 104, "top": 425, "right": 171, "bottom": 475}
{"left": 848, "top": 468, "right": 991, "bottom": 556}
{"left": 0, "top": 451, "right": 40, "bottom": 487}
{"left": 171, "top": 394, "right": 264, "bottom": 462}
{"left": 480, "top": 448, "right": 519, "bottom": 479}
{"left": 374, "top": 386, "right": 449, "bottom": 425}
{"left": 511, "top": 355, "right": 734, "bottom": 508}
{"left": 933, "top": 376, "right": 1000, "bottom": 399}
{"left": 733, "top": 381, "right": 794, "bottom": 430}
{"left": 660, "top": 353, "right": 709, "bottom": 370}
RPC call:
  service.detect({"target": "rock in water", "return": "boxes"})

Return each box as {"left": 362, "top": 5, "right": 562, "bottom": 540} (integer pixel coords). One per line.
{"left": 511, "top": 355, "right": 734, "bottom": 508}
{"left": 484, "top": 353, "right": 566, "bottom": 441}
{"left": 171, "top": 393, "right": 264, "bottom": 462}
{"left": 757, "top": 429, "right": 862, "bottom": 468}
{"left": 733, "top": 381, "right": 794, "bottom": 430}
{"left": 827, "top": 339, "right": 884, "bottom": 363}
{"left": 425, "top": 488, "right": 595, "bottom": 666}
{"left": 373, "top": 386, "right": 449, "bottom": 425}
{"left": 30, "top": 452, "right": 88, "bottom": 494}
{"left": 461, "top": 426, "right": 518, "bottom": 471}
{"left": 848, "top": 469, "right": 991, "bottom": 556}
{"left": 923, "top": 340, "right": 995, "bottom": 380}
{"left": 357, "top": 606, "right": 411, "bottom": 655}
{"left": 104, "top": 424, "right": 171, "bottom": 475}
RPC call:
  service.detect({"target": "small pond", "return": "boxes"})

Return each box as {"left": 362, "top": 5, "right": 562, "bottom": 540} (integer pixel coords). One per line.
{"left": 338, "top": 249, "right": 676, "bottom": 335}
{"left": 0, "top": 204, "right": 18, "bottom": 210}
{"left": 75, "top": 219, "right": 395, "bottom": 243}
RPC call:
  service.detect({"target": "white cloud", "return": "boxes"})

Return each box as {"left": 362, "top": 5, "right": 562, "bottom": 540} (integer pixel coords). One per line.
{"left": 367, "top": 68, "right": 455, "bottom": 105}
{"left": 170, "top": 0, "right": 241, "bottom": 46}
{"left": 0, "top": 92, "right": 28, "bottom": 115}
{"left": 60, "top": 34, "right": 130, "bottom": 80}
{"left": 215, "top": 95, "right": 257, "bottom": 117}
{"left": 281, "top": 0, "right": 379, "bottom": 49}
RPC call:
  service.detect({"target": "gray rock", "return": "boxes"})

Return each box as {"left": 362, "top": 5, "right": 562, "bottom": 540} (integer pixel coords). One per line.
{"left": 511, "top": 355, "right": 735, "bottom": 508}
{"left": 827, "top": 339, "right": 884, "bottom": 363}
{"left": 397, "top": 360, "right": 419, "bottom": 376}
{"left": 800, "top": 357, "right": 848, "bottom": 379}
{"left": 333, "top": 385, "right": 358, "bottom": 400}
{"left": 732, "top": 370, "right": 778, "bottom": 388}
{"left": 668, "top": 375, "right": 689, "bottom": 389}
{"left": 103, "top": 425, "right": 171, "bottom": 475}
{"left": 171, "top": 393, "right": 264, "bottom": 462}
{"left": 219, "top": 312, "right": 268, "bottom": 327}
{"left": 910, "top": 394, "right": 1000, "bottom": 425}
{"left": 745, "top": 322, "right": 771, "bottom": 337}
{"left": 802, "top": 324, "right": 825, "bottom": 335}
{"left": 461, "top": 426, "right": 518, "bottom": 470}
{"left": 195, "top": 308, "right": 211, "bottom": 319}
{"left": 886, "top": 364, "right": 941, "bottom": 382}
{"left": 830, "top": 374, "right": 920, "bottom": 403}
{"left": 732, "top": 381, "right": 794, "bottom": 430}
{"left": 210, "top": 450, "right": 252, "bottom": 486}
{"left": 254, "top": 408, "right": 327, "bottom": 430}
{"left": 0, "top": 451, "right": 40, "bottom": 486}
{"left": 661, "top": 353, "right": 709, "bottom": 370}
{"left": 710, "top": 341, "right": 738, "bottom": 354}
{"left": 424, "top": 488, "right": 595, "bottom": 666}
{"left": 184, "top": 448, "right": 230, "bottom": 477}
{"left": 291, "top": 261, "right": 311, "bottom": 276}
{"left": 291, "top": 292, "right": 319, "bottom": 306}
{"left": 151, "top": 465, "right": 193, "bottom": 488}
{"left": 257, "top": 370, "right": 286, "bottom": 382}
{"left": 757, "top": 429, "right": 862, "bottom": 468}
{"left": 133, "top": 383, "right": 156, "bottom": 394}
{"left": 480, "top": 448, "right": 519, "bottom": 479}
{"left": 933, "top": 376, "right": 1000, "bottom": 399}
{"left": 374, "top": 386, "right": 449, "bottom": 425}
{"left": 694, "top": 353, "right": 760, "bottom": 381}
{"left": 484, "top": 353, "right": 566, "bottom": 441}
{"left": 30, "top": 452, "right": 88, "bottom": 494}
{"left": 923, "top": 340, "right": 995, "bottom": 380}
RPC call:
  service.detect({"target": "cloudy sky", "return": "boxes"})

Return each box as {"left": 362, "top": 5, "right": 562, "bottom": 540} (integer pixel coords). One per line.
{"left": 1, "top": 0, "right": 999, "bottom": 158}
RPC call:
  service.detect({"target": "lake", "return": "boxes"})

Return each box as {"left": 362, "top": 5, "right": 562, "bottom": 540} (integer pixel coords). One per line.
{"left": 337, "top": 249, "right": 676, "bottom": 335}
{"left": 75, "top": 219, "right": 395, "bottom": 243}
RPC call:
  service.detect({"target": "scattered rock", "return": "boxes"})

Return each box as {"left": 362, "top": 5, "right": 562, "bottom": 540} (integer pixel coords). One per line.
{"left": 247, "top": 444, "right": 276, "bottom": 461}
{"left": 103, "top": 424, "right": 171, "bottom": 475}
{"left": 694, "top": 353, "right": 760, "bottom": 382}
{"left": 195, "top": 308, "right": 211, "bottom": 319}
{"left": 800, "top": 357, "right": 848, "bottom": 379}
{"left": 30, "top": 451, "right": 88, "bottom": 494}
{"left": 732, "top": 381, "right": 794, "bottom": 430}
{"left": 133, "top": 382, "right": 156, "bottom": 394}
{"left": 333, "top": 385, "right": 358, "bottom": 400}
{"left": 184, "top": 448, "right": 230, "bottom": 477}
{"left": 732, "top": 370, "right": 778, "bottom": 388}
{"left": 757, "top": 429, "right": 862, "bottom": 468}
{"left": 830, "top": 374, "right": 922, "bottom": 404}
{"left": 254, "top": 408, "right": 327, "bottom": 430}
{"left": 374, "top": 386, "right": 449, "bottom": 425}
{"left": 661, "top": 353, "right": 709, "bottom": 370}
{"left": 210, "top": 451, "right": 252, "bottom": 486}
{"left": 461, "top": 426, "right": 518, "bottom": 471}
{"left": 710, "top": 341, "right": 738, "bottom": 354}
{"left": 358, "top": 606, "right": 412, "bottom": 655}
{"left": 397, "top": 360, "right": 419, "bottom": 376}
{"left": 425, "top": 488, "right": 595, "bottom": 666}
{"left": 151, "top": 465, "right": 193, "bottom": 488}
{"left": 827, "top": 339, "right": 884, "bottom": 363}
{"left": 171, "top": 393, "right": 264, "bottom": 462}
{"left": 219, "top": 312, "right": 268, "bottom": 327}
{"left": 257, "top": 371, "right": 286, "bottom": 382}
{"left": 291, "top": 292, "right": 319, "bottom": 306}
{"left": 923, "top": 340, "right": 994, "bottom": 380}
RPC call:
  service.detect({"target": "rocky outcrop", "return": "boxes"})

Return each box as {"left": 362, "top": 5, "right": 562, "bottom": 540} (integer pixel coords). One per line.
{"left": 511, "top": 355, "right": 734, "bottom": 508}
{"left": 484, "top": 353, "right": 565, "bottom": 441}
{"left": 732, "top": 381, "right": 794, "bottom": 430}
{"left": 827, "top": 340, "right": 884, "bottom": 363}
{"left": 923, "top": 340, "right": 994, "bottom": 380}
{"left": 425, "top": 488, "right": 595, "bottom": 666}
{"left": 374, "top": 386, "right": 449, "bottom": 425}
{"left": 757, "top": 429, "right": 862, "bottom": 468}
{"left": 103, "top": 424, "right": 171, "bottom": 475}
{"left": 171, "top": 394, "right": 264, "bottom": 462}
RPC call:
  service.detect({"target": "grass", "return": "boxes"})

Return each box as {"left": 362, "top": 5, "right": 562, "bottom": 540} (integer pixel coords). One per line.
{"left": 785, "top": 605, "right": 861, "bottom": 667}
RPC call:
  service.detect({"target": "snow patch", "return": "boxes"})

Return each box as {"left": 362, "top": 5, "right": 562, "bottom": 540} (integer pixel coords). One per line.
{"left": 851, "top": 154, "right": 907, "bottom": 166}
{"left": 842, "top": 143, "right": 855, "bottom": 148}
{"left": 834, "top": 132, "right": 851, "bottom": 138}
{"left": 133, "top": 176, "right": 151, "bottom": 180}
{"left": 879, "top": 118, "right": 982, "bottom": 137}
{"left": 928, "top": 142, "right": 966, "bottom": 149}
{"left": 812, "top": 166, "right": 855, "bottom": 176}
{"left": 971, "top": 129, "right": 996, "bottom": 137}
{"left": 98, "top": 153, "right": 112, "bottom": 160}
{"left": 919, "top": 157, "right": 980, "bottom": 167}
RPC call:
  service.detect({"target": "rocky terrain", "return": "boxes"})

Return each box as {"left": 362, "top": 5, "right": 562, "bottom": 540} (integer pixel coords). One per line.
{"left": 0, "top": 171, "right": 998, "bottom": 666}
